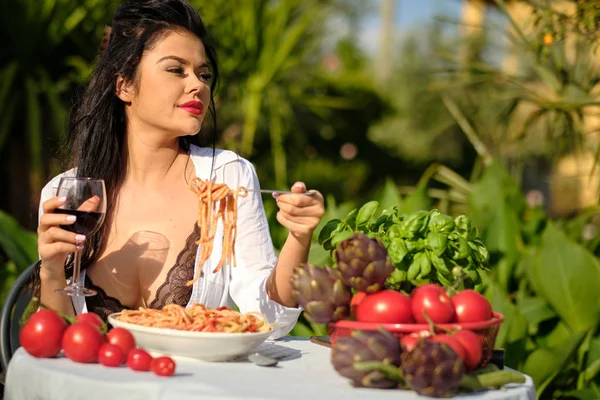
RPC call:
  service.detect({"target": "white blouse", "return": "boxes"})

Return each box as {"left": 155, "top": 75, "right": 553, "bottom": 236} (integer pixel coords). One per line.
{"left": 38, "top": 145, "right": 302, "bottom": 339}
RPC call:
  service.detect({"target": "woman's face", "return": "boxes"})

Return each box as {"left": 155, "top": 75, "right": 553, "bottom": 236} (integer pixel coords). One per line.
{"left": 118, "top": 29, "right": 212, "bottom": 140}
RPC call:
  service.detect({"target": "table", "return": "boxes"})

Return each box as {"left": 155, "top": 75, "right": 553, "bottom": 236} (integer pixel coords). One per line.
{"left": 4, "top": 337, "right": 536, "bottom": 400}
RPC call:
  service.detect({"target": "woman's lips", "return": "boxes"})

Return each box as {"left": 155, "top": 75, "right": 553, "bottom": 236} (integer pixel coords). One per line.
{"left": 178, "top": 100, "right": 204, "bottom": 115}
{"left": 179, "top": 106, "right": 202, "bottom": 115}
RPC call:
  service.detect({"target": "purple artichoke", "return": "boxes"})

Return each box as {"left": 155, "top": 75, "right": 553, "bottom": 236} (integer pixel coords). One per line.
{"left": 290, "top": 264, "right": 351, "bottom": 323}
{"left": 334, "top": 232, "right": 394, "bottom": 293}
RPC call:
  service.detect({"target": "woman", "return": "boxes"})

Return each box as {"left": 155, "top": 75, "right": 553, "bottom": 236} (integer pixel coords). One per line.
{"left": 33, "top": 0, "right": 324, "bottom": 339}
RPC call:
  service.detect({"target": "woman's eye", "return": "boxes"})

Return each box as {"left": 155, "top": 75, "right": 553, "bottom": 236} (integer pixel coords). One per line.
{"left": 167, "top": 67, "right": 185, "bottom": 75}
{"left": 198, "top": 72, "right": 213, "bottom": 82}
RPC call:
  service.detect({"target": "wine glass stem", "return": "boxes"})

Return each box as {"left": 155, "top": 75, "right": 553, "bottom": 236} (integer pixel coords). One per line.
{"left": 72, "top": 249, "right": 82, "bottom": 287}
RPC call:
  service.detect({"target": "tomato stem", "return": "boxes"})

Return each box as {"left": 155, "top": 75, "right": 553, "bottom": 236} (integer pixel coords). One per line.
{"left": 421, "top": 310, "right": 460, "bottom": 335}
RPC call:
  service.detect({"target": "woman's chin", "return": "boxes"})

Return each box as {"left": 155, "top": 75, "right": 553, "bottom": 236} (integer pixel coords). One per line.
{"left": 179, "top": 123, "right": 203, "bottom": 137}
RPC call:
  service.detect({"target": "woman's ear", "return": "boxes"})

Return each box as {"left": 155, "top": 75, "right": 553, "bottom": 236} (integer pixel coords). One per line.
{"left": 116, "top": 75, "right": 134, "bottom": 103}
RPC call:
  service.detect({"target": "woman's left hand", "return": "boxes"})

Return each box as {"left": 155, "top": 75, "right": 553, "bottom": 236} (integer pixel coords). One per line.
{"left": 274, "top": 182, "right": 325, "bottom": 242}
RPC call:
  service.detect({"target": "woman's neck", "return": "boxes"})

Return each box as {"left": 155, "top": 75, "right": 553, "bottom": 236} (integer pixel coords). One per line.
{"left": 123, "top": 129, "right": 185, "bottom": 188}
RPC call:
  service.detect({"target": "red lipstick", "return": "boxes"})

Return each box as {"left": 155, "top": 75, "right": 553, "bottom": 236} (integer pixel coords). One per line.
{"left": 178, "top": 100, "right": 204, "bottom": 115}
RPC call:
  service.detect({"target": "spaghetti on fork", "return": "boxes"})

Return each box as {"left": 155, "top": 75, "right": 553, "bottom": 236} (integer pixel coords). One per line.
{"left": 187, "top": 177, "right": 248, "bottom": 286}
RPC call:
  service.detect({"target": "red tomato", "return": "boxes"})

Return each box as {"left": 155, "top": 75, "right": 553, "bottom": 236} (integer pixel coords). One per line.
{"left": 76, "top": 313, "right": 104, "bottom": 330}
{"left": 452, "top": 330, "right": 483, "bottom": 371}
{"left": 350, "top": 292, "right": 366, "bottom": 315}
{"left": 62, "top": 322, "right": 105, "bottom": 363}
{"left": 355, "top": 290, "right": 414, "bottom": 324}
{"left": 98, "top": 343, "right": 125, "bottom": 367}
{"left": 400, "top": 334, "right": 421, "bottom": 352}
{"left": 19, "top": 309, "right": 67, "bottom": 358}
{"left": 126, "top": 348, "right": 153, "bottom": 371}
{"left": 106, "top": 328, "right": 136, "bottom": 356}
{"left": 411, "top": 284, "right": 455, "bottom": 324}
{"left": 451, "top": 290, "right": 493, "bottom": 323}
{"left": 431, "top": 334, "right": 467, "bottom": 365}
{"left": 151, "top": 356, "right": 176, "bottom": 377}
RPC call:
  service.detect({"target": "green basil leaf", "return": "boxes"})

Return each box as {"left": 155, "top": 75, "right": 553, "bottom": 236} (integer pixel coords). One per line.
{"left": 330, "top": 230, "right": 355, "bottom": 249}
{"left": 426, "top": 232, "right": 448, "bottom": 257}
{"left": 430, "top": 253, "right": 451, "bottom": 274}
{"left": 388, "top": 238, "right": 408, "bottom": 265}
{"left": 318, "top": 219, "right": 343, "bottom": 246}
{"left": 400, "top": 210, "right": 429, "bottom": 239}
{"left": 355, "top": 201, "right": 379, "bottom": 230}
{"left": 428, "top": 211, "right": 456, "bottom": 234}
{"left": 451, "top": 236, "right": 471, "bottom": 260}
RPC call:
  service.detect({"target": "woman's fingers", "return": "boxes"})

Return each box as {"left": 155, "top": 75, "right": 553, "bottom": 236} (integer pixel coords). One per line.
{"left": 276, "top": 211, "right": 315, "bottom": 237}
{"left": 39, "top": 242, "right": 81, "bottom": 259}
{"left": 42, "top": 196, "right": 67, "bottom": 214}
{"left": 42, "top": 226, "right": 85, "bottom": 245}
{"left": 78, "top": 195, "right": 100, "bottom": 212}
{"left": 38, "top": 212, "right": 77, "bottom": 233}
{"left": 276, "top": 201, "right": 322, "bottom": 217}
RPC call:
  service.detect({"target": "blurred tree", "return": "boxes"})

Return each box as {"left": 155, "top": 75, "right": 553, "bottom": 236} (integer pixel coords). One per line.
{"left": 0, "top": 0, "right": 117, "bottom": 228}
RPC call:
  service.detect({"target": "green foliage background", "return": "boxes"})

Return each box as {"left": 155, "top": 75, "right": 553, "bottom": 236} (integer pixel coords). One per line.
{"left": 2, "top": 1, "right": 600, "bottom": 398}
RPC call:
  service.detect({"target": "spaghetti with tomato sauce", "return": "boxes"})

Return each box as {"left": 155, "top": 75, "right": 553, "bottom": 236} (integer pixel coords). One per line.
{"left": 114, "top": 304, "right": 273, "bottom": 333}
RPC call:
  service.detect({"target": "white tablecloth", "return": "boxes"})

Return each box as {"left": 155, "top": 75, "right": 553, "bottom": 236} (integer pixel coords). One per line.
{"left": 4, "top": 337, "right": 536, "bottom": 400}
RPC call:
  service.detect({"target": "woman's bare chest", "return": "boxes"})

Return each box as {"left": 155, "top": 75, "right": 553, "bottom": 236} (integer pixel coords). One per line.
{"left": 87, "top": 188, "right": 199, "bottom": 308}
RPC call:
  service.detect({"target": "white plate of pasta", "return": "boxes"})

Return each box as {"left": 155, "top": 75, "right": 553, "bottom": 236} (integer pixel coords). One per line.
{"left": 107, "top": 304, "right": 274, "bottom": 362}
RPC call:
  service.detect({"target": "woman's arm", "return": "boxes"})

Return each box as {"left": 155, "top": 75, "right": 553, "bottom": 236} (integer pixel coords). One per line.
{"left": 37, "top": 174, "right": 78, "bottom": 316}
{"left": 266, "top": 183, "right": 324, "bottom": 307}
{"left": 220, "top": 157, "right": 310, "bottom": 338}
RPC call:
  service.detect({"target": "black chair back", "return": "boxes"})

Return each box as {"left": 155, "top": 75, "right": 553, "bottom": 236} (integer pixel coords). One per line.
{"left": 0, "top": 262, "right": 36, "bottom": 371}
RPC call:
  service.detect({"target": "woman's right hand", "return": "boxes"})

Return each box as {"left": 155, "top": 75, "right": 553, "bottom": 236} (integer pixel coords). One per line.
{"left": 37, "top": 196, "right": 85, "bottom": 277}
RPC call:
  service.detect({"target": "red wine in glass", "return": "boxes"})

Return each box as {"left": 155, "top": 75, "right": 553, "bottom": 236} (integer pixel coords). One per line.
{"left": 54, "top": 177, "right": 107, "bottom": 297}
{"left": 55, "top": 209, "right": 104, "bottom": 236}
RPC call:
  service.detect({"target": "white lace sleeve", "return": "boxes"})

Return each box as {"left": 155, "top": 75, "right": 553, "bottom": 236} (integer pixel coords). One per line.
{"left": 217, "top": 158, "right": 302, "bottom": 339}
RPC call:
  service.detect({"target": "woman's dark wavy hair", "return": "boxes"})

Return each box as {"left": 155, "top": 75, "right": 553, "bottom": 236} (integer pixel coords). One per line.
{"left": 31, "top": 0, "right": 219, "bottom": 296}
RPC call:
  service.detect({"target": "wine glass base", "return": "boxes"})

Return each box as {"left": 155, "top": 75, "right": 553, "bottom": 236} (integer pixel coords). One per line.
{"left": 54, "top": 286, "right": 97, "bottom": 297}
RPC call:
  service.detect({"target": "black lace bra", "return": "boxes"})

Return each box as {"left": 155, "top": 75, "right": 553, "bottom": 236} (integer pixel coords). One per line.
{"left": 85, "top": 223, "right": 200, "bottom": 321}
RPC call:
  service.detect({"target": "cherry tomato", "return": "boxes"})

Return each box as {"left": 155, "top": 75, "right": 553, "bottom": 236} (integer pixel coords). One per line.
{"left": 411, "top": 284, "right": 455, "bottom": 324}
{"left": 431, "top": 334, "right": 467, "bottom": 365}
{"left": 451, "top": 290, "right": 493, "bottom": 323}
{"left": 151, "top": 356, "right": 176, "bottom": 377}
{"left": 126, "top": 348, "right": 153, "bottom": 371}
{"left": 62, "top": 322, "right": 105, "bottom": 363}
{"left": 76, "top": 313, "right": 104, "bottom": 330}
{"left": 19, "top": 309, "right": 67, "bottom": 358}
{"left": 452, "top": 330, "right": 483, "bottom": 371}
{"left": 356, "top": 290, "right": 414, "bottom": 324}
{"left": 106, "top": 328, "right": 136, "bottom": 356}
{"left": 98, "top": 343, "right": 126, "bottom": 367}
{"left": 350, "top": 292, "right": 366, "bottom": 315}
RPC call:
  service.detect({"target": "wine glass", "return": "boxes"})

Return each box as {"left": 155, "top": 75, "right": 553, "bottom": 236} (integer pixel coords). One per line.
{"left": 54, "top": 177, "right": 107, "bottom": 297}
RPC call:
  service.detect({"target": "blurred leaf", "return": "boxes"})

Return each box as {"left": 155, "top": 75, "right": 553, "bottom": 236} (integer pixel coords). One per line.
{"left": 485, "top": 282, "right": 528, "bottom": 368}
{"left": 0, "top": 211, "right": 38, "bottom": 270}
{"left": 397, "top": 183, "right": 431, "bottom": 215}
{"left": 288, "top": 320, "right": 315, "bottom": 337}
{"left": 523, "top": 331, "right": 586, "bottom": 398}
{"left": 517, "top": 296, "right": 557, "bottom": 328}
{"left": 532, "top": 222, "right": 600, "bottom": 333}
{"left": 377, "top": 178, "right": 402, "bottom": 212}
{"left": 562, "top": 387, "right": 600, "bottom": 400}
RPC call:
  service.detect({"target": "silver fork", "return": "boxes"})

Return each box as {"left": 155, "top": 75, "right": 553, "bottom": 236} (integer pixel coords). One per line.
{"left": 254, "top": 189, "right": 316, "bottom": 196}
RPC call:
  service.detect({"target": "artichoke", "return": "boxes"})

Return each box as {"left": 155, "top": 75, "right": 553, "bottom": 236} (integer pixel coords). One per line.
{"left": 401, "top": 339, "right": 465, "bottom": 398}
{"left": 334, "top": 232, "right": 394, "bottom": 293}
{"left": 290, "top": 264, "right": 351, "bottom": 323}
{"left": 331, "top": 329, "right": 402, "bottom": 389}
